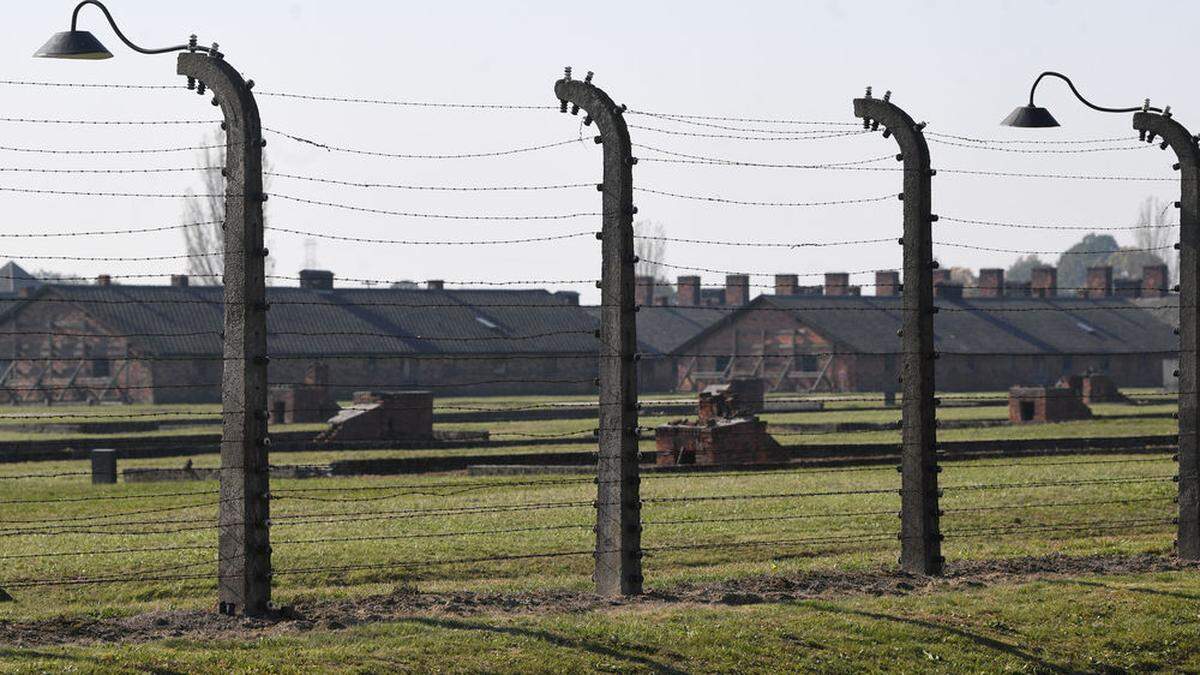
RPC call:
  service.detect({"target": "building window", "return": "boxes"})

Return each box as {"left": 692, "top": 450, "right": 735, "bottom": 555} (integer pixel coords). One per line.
{"left": 799, "top": 354, "right": 820, "bottom": 373}
{"left": 92, "top": 357, "right": 110, "bottom": 378}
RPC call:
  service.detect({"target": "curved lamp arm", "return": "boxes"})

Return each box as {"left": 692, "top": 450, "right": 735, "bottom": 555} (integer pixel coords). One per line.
{"left": 1029, "top": 71, "right": 1161, "bottom": 114}
{"left": 71, "top": 0, "right": 211, "bottom": 55}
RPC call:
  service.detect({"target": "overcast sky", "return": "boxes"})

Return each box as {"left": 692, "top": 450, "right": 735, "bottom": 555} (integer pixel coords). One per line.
{"left": 2, "top": 0, "right": 1196, "bottom": 301}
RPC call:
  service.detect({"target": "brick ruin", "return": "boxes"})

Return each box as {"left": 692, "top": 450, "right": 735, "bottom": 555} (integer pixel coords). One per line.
{"left": 655, "top": 378, "right": 787, "bottom": 466}
{"left": 267, "top": 363, "right": 341, "bottom": 424}
{"left": 316, "top": 391, "right": 434, "bottom": 442}
{"left": 1008, "top": 386, "right": 1093, "bottom": 424}
{"left": 1055, "top": 373, "right": 1130, "bottom": 404}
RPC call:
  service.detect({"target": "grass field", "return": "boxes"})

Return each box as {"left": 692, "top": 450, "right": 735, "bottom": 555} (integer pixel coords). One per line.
{"left": 0, "top": 392, "right": 1194, "bottom": 671}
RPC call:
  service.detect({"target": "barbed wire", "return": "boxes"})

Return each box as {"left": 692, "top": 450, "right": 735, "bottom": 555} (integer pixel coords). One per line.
{"left": 269, "top": 191, "right": 601, "bottom": 221}
{"left": 0, "top": 166, "right": 219, "bottom": 175}
{"left": 264, "top": 172, "right": 592, "bottom": 192}
{"left": 0, "top": 142, "right": 229, "bottom": 155}
{"left": 0, "top": 116, "right": 217, "bottom": 126}
{"left": 633, "top": 144, "right": 895, "bottom": 169}
{"left": 263, "top": 127, "right": 578, "bottom": 159}
{"left": 939, "top": 215, "right": 1180, "bottom": 231}
{"left": 925, "top": 137, "right": 1151, "bottom": 154}
{"left": 626, "top": 123, "right": 870, "bottom": 142}
{"left": 0, "top": 220, "right": 217, "bottom": 239}
{"left": 635, "top": 187, "right": 897, "bottom": 207}
{"left": 264, "top": 225, "right": 594, "bottom": 246}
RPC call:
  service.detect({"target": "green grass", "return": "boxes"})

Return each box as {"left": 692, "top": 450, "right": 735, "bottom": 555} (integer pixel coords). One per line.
{"left": 0, "top": 394, "right": 1191, "bottom": 671}
{"left": 1, "top": 569, "right": 1196, "bottom": 672}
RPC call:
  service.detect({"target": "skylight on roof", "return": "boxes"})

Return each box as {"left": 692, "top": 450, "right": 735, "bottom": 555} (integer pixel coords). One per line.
{"left": 475, "top": 316, "right": 499, "bottom": 330}
{"left": 1075, "top": 321, "right": 1096, "bottom": 334}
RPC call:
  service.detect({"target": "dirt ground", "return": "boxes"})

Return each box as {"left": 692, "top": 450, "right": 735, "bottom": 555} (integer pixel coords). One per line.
{"left": 0, "top": 553, "right": 1190, "bottom": 647}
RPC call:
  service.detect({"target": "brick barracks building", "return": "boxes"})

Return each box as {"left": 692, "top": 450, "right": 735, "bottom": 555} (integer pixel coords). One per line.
{"left": 0, "top": 262, "right": 1178, "bottom": 403}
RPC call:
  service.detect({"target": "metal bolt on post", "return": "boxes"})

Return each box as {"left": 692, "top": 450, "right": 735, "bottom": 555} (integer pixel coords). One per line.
{"left": 555, "top": 67, "right": 642, "bottom": 596}
{"left": 1133, "top": 110, "right": 1200, "bottom": 559}
{"left": 178, "top": 52, "right": 271, "bottom": 615}
{"left": 854, "top": 89, "right": 942, "bottom": 575}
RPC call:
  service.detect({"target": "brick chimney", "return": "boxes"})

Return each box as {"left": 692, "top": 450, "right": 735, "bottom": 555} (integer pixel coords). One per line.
{"left": 1031, "top": 266, "right": 1057, "bottom": 298}
{"left": 875, "top": 270, "right": 900, "bottom": 297}
{"left": 299, "top": 269, "right": 334, "bottom": 290}
{"left": 932, "top": 268, "right": 951, "bottom": 288}
{"left": 1084, "top": 266, "right": 1113, "bottom": 298}
{"left": 676, "top": 276, "right": 700, "bottom": 306}
{"left": 96, "top": 274, "right": 112, "bottom": 287}
{"left": 977, "top": 268, "right": 1004, "bottom": 298}
{"left": 774, "top": 274, "right": 799, "bottom": 297}
{"left": 554, "top": 290, "right": 580, "bottom": 306}
{"left": 426, "top": 279, "right": 445, "bottom": 290}
{"left": 725, "top": 274, "right": 750, "bottom": 306}
{"left": 635, "top": 275, "right": 656, "bottom": 307}
{"left": 824, "top": 272, "right": 850, "bottom": 297}
{"left": 170, "top": 274, "right": 189, "bottom": 288}
{"left": 1142, "top": 264, "right": 1169, "bottom": 298}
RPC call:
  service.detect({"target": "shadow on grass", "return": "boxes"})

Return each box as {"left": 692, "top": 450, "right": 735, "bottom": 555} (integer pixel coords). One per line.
{"left": 1044, "top": 577, "right": 1200, "bottom": 601}
{"left": 0, "top": 648, "right": 164, "bottom": 673}
{"left": 401, "top": 616, "right": 691, "bottom": 674}
{"left": 799, "top": 602, "right": 1081, "bottom": 674}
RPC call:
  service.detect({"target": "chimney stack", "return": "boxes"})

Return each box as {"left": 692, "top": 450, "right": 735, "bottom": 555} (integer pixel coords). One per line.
{"left": 170, "top": 274, "right": 189, "bottom": 288}
{"left": 977, "top": 268, "right": 1004, "bottom": 298}
{"left": 96, "top": 274, "right": 112, "bottom": 287}
{"left": 1084, "top": 266, "right": 1113, "bottom": 298}
{"left": 299, "top": 269, "right": 335, "bottom": 290}
{"left": 676, "top": 276, "right": 700, "bottom": 306}
{"left": 1031, "top": 266, "right": 1057, "bottom": 298}
{"left": 725, "top": 274, "right": 750, "bottom": 306}
{"left": 635, "top": 275, "right": 656, "bottom": 307}
{"left": 824, "top": 272, "right": 850, "bottom": 297}
{"left": 425, "top": 279, "right": 445, "bottom": 290}
{"left": 875, "top": 270, "right": 900, "bottom": 297}
{"left": 774, "top": 274, "right": 799, "bottom": 297}
{"left": 1142, "top": 264, "right": 1169, "bottom": 298}
{"left": 554, "top": 290, "right": 580, "bottom": 306}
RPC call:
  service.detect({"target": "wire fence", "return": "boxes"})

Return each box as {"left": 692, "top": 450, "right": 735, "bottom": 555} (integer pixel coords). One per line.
{"left": 0, "top": 72, "right": 1189, "bottom": 618}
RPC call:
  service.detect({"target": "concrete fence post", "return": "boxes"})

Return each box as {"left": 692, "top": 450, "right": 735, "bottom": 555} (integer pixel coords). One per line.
{"left": 90, "top": 448, "right": 116, "bottom": 485}
{"left": 555, "top": 67, "right": 643, "bottom": 595}
{"left": 1133, "top": 111, "right": 1200, "bottom": 559}
{"left": 854, "top": 89, "right": 943, "bottom": 575}
{"left": 178, "top": 51, "right": 271, "bottom": 615}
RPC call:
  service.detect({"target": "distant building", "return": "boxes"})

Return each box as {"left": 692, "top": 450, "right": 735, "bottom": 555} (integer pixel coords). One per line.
{"left": 0, "top": 272, "right": 599, "bottom": 404}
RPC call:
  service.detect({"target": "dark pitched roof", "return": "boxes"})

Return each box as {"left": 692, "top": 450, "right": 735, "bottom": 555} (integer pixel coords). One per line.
{"left": 0, "top": 262, "right": 39, "bottom": 295}
{"left": 674, "top": 294, "right": 1178, "bottom": 356}
{"left": 10, "top": 284, "right": 598, "bottom": 356}
{"left": 583, "top": 305, "right": 726, "bottom": 355}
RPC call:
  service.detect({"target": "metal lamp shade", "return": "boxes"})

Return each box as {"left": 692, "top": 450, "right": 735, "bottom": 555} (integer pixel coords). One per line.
{"left": 1000, "top": 105, "right": 1061, "bottom": 128}
{"left": 34, "top": 31, "right": 113, "bottom": 59}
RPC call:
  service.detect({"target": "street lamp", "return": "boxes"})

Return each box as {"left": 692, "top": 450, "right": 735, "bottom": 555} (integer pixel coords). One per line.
{"left": 1003, "top": 71, "right": 1200, "bottom": 563}
{"left": 35, "top": 1, "right": 272, "bottom": 617}
{"left": 34, "top": 0, "right": 217, "bottom": 59}
{"left": 1000, "top": 71, "right": 1162, "bottom": 128}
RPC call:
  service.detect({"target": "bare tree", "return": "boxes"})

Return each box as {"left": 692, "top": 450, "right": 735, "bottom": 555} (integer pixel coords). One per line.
{"left": 182, "top": 134, "right": 274, "bottom": 284}
{"left": 633, "top": 220, "right": 671, "bottom": 302}
{"left": 1134, "top": 196, "right": 1177, "bottom": 283}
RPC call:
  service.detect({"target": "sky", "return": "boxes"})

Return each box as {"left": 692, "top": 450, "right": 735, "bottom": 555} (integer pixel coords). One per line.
{"left": 1, "top": 0, "right": 1197, "bottom": 302}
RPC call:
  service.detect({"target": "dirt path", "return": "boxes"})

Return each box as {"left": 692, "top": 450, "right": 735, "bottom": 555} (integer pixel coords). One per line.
{"left": 0, "top": 553, "right": 1191, "bottom": 647}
